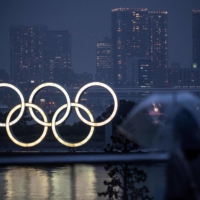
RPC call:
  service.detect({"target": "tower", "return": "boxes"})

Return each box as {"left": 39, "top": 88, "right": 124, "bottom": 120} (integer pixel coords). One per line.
{"left": 192, "top": 10, "right": 200, "bottom": 69}
{"left": 46, "top": 30, "right": 71, "bottom": 81}
{"left": 10, "top": 25, "right": 47, "bottom": 84}
{"left": 111, "top": 8, "right": 149, "bottom": 87}
{"left": 149, "top": 11, "right": 168, "bottom": 87}
{"left": 95, "top": 37, "right": 112, "bottom": 85}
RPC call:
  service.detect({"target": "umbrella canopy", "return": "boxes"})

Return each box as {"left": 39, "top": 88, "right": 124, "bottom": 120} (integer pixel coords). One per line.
{"left": 118, "top": 92, "right": 200, "bottom": 151}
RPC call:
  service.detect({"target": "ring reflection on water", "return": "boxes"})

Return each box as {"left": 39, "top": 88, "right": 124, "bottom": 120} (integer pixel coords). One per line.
{"left": 0, "top": 164, "right": 166, "bottom": 200}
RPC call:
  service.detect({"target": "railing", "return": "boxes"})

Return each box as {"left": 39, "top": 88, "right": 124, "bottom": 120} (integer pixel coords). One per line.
{"left": 0, "top": 152, "right": 169, "bottom": 165}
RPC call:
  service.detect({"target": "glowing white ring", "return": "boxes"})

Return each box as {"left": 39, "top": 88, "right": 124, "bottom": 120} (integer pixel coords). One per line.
{"left": 1, "top": 82, "right": 118, "bottom": 148}
{"left": 6, "top": 103, "right": 48, "bottom": 147}
{"left": 75, "top": 82, "right": 118, "bottom": 127}
{"left": 28, "top": 82, "right": 71, "bottom": 127}
{"left": 52, "top": 103, "right": 94, "bottom": 147}
{"left": 0, "top": 83, "right": 25, "bottom": 127}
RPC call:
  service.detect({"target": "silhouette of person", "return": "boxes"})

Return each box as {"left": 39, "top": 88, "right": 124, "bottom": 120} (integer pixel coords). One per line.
{"left": 165, "top": 107, "right": 200, "bottom": 200}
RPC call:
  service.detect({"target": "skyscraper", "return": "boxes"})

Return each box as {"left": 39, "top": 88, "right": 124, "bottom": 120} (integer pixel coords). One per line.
{"left": 111, "top": 8, "right": 168, "bottom": 88}
{"left": 127, "top": 57, "right": 152, "bottom": 87}
{"left": 111, "top": 8, "right": 149, "bottom": 87}
{"left": 46, "top": 30, "right": 71, "bottom": 81}
{"left": 0, "top": 69, "right": 9, "bottom": 83}
{"left": 10, "top": 25, "right": 47, "bottom": 84}
{"left": 192, "top": 10, "right": 200, "bottom": 69}
{"left": 149, "top": 11, "right": 168, "bottom": 87}
{"left": 95, "top": 37, "right": 112, "bottom": 85}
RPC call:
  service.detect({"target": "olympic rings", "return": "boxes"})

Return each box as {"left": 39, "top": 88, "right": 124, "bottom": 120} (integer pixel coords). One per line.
{"left": 6, "top": 103, "right": 48, "bottom": 147}
{"left": 0, "top": 82, "right": 118, "bottom": 147}
{"left": 52, "top": 103, "right": 94, "bottom": 147}
{"left": 0, "top": 83, "right": 25, "bottom": 127}
{"left": 28, "top": 82, "right": 71, "bottom": 127}
{"left": 75, "top": 82, "right": 118, "bottom": 127}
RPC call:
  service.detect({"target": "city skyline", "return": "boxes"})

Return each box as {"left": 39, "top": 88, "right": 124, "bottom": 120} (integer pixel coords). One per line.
{"left": 112, "top": 8, "right": 150, "bottom": 87}
{"left": 9, "top": 24, "right": 94, "bottom": 87}
{"left": 10, "top": 25, "right": 47, "bottom": 83}
{"left": 111, "top": 8, "right": 168, "bottom": 87}
{"left": 46, "top": 29, "right": 71, "bottom": 81}
{"left": 0, "top": 0, "right": 200, "bottom": 76}
{"left": 95, "top": 37, "right": 112, "bottom": 85}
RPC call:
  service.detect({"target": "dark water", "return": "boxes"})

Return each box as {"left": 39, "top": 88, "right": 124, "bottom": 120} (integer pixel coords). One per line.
{"left": 0, "top": 164, "right": 166, "bottom": 200}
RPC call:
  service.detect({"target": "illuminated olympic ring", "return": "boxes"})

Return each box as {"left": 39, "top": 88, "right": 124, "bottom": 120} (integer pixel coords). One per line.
{"left": 6, "top": 103, "right": 48, "bottom": 147}
{"left": 0, "top": 82, "right": 118, "bottom": 147}
{"left": 75, "top": 82, "right": 118, "bottom": 127}
{"left": 52, "top": 103, "right": 94, "bottom": 147}
{"left": 0, "top": 83, "right": 25, "bottom": 127}
{"left": 28, "top": 82, "right": 71, "bottom": 127}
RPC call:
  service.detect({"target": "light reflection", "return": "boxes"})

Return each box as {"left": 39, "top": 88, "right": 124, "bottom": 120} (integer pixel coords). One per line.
{"left": 75, "top": 165, "right": 96, "bottom": 199}
{"left": 2, "top": 165, "right": 99, "bottom": 200}
{"left": 5, "top": 167, "right": 26, "bottom": 199}
{"left": 0, "top": 164, "right": 167, "bottom": 199}
{"left": 147, "top": 103, "right": 164, "bottom": 125}
{"left": 29, "top": 169, "right": 49, "bottom": 199}
{"left": 154, "top": 107, "right": 159, "bottom": 113}
{"left": 5, "top": 167, "right": 49, "bottom": 199}
{"left": 51, "top": 166, "right": 72, "bottom": 199}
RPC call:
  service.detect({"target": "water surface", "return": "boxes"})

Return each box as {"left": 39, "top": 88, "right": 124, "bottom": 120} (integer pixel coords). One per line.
{"left": 0, "top": 164, "right": 166, "bottom": 200}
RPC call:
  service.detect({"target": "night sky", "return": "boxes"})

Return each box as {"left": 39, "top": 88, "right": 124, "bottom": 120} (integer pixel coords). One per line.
{"left": 0, "top": 0, "right": 200, "bottom": 76}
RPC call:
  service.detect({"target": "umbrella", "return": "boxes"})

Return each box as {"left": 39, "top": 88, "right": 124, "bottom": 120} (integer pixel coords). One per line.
{"left": 118, "top": 92, "right": 200, "bottom": 151}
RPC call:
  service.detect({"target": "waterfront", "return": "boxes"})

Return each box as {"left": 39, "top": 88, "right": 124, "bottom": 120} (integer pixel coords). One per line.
{"left": 0, "top": 163, "right": 166, "bottom": 200}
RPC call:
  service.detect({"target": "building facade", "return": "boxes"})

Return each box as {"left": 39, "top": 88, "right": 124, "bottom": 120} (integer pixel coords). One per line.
{"left": 75, "top": 72, "right": 93, "bottom": 87}
{"left": 127, "top": 57, "right": 152, "bottom": 87}
{"left": 10, "top": 25, "right": 47, "bottom": 84}
{"left": 111, "top": 8, "right": 168, "bottom": 88}
{"left": 192, "top": 10, "right": 200, "bottom": 69}
{"left": 95, "top": 37, "right": 113, "bottom": 85}
{"left": 168, "top": 67, "right": 200, "bottom": 88}
{"left": 46, "top": 30, "right": 71, "bottom": 81}
{"left": 111, "top": 8, "right": 149, "bottom": 87}
{"left": 149, "top": 11, "right": 168, "bottom": 87}
{"left": 0, "top": 69, "right": 9, "bottom": 83}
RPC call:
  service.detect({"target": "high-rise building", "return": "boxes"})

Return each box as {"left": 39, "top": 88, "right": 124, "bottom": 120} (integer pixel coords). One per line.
{"left": 138, "top": 58, "right": 152, "bottom": 87}
{"left": 75, "top": 72, "right": 93, "bottom": 87}
{"left": 0, "top": 69, "right": 9, "bottom": 83}
{"left": 127, "top": 57, "right": 152, "bottom": 87}
{"left": 171, "top": 62, "right": 180, "bottom": 69}
{"left": 53, "top": 67, "right": 75, "bottom": 87}
{"left": 46, "top": 30, "right": 71, "bottom": 81}
{"left": 168, "top": 67, "right": 200, "bottom": 88}
{"left": 111, "top": 8, "right": 149, "bottom": 87}
{"left": 111, "top": 8, "right": 168, "bottom": 88}
{"left": 10, "top": 25, "right": 47, "bottom": 84}
{"left": 95, "top": 37, "right": 112, "bottom": 85}
{"left": 192, "top": 10, "right": 200, "bottom": 68}
{"left": 149, "top": 11, "right": 168, "bottom": 87}
{"left": 168, "top": 68, "right": 182, "bottom": 88}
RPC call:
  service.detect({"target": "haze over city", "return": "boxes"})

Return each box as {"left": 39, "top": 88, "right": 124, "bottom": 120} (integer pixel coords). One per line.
{"left": 1, "top": 2, "right": 200, "bottom": 200}
{"left": 0, "top": 0, "right": 200, "bottom": 76}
